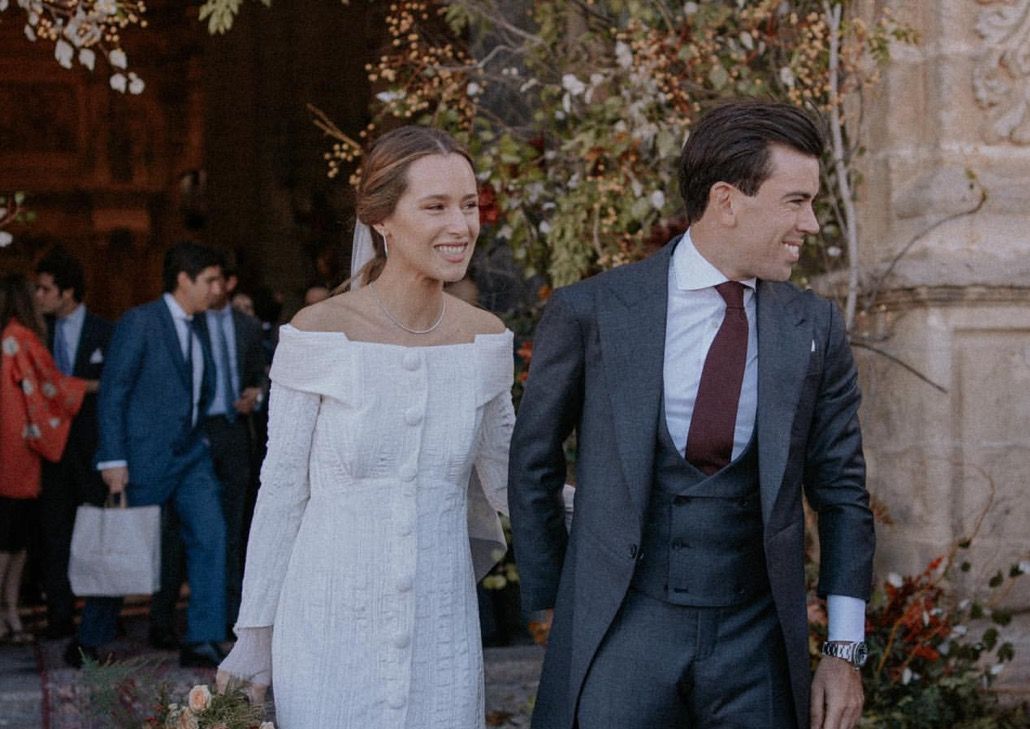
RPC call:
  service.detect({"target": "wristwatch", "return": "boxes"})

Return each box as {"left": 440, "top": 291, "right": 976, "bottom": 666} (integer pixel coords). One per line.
{"left": 821, "top": 640, "right": 869, "bottom": 669}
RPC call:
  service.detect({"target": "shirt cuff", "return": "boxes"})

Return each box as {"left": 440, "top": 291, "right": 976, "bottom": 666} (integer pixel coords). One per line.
{"left": 827, "top": 594, "right": 866, "bottom": 642}
{"left": 96, "top": 460, "right": 128, "bottom": 471}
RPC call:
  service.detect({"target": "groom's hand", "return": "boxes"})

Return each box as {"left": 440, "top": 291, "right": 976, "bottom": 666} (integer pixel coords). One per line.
{"left": 811, "top": 657, "right": 863, "bottom": 729}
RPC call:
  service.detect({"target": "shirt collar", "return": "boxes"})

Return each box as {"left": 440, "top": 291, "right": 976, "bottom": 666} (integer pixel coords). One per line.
{"left": 162, "top": 292, "right": 193, "bottom": 322}
{"left": 673, "top": 229, "right": 757, "bottom": 292}
{"left": 59, "top": 303, "right": 86, "bottom": 326}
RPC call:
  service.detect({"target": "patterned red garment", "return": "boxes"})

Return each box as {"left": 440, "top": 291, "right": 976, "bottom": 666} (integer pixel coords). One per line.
{"left": 0, "top": 320, "right": 86, "bottom": 499}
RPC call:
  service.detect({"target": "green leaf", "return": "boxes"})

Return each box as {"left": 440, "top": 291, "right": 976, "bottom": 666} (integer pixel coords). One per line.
{"left": 988, "top": 570, "right": 1004, "bottom": 588}
{"left": 982, "top": 627, "right": 999, "bottom": 650}
{"left": 960, "top": 561, "right": 971, "bottom": 572}
{"left": 199, "top": 0, "right": 245, "bottom": 35}
{"left": 991, "top": 610, "right": 1012, "bottom": 626}
{"left": 708, "top": 63, "right": 729, "bottom": 90}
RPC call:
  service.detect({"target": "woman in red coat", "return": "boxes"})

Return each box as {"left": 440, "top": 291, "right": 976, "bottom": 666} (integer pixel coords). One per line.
{"left": 0, "top": 273, "right": 85, "bottom": 642}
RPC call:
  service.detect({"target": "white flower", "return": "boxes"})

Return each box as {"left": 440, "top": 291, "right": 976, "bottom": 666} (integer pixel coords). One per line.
{"left": 24, "top": 23, "right": 36, "bottom": 41}
{"left": 497, "top": 225, "right": 512, "bottom": 240}
{"left": 684, "top": 2, "right": 699, "bottom": 14}
{"left": 79, "top": 47, "right": 95, "bottom": 70}
{"left": 42, "top": 381, "right": 57, "bottom": 398}
{"left": 538, "top": 221, "right": 552, "bottom": 235}
{"left": 826, "top": 245, "right": 842, "bottom": 258}
{"left": 958, "top": 598, "right": 971, "bottom": 611}
{"left": 779, "top": 66, "right": 796, "bottom": 87}
{"left": 375, "top": 89, "right": 405, "bottom": 103}
{"left": 466, "top": 82, "right": 481, "bottom": 96}
{"left": 23, "top": 424, "right": 42, "bottom": 439}
{"left": 901, "top": 667, "right": 912, "bottom": 685}
{"left": 0, "top": 0, "right": 8, "bottom": 11}
{"left": 938, "top": 640, "right": 950, "bottom": 656}
{"left": 2, "top": 336, "right": 18, "bottom": 355}
{"left": 187, "top": 685, "right": 212, "bottom": 713}
{"left": 0, "top": 231, "right": 12, "bottom": 249}
{"left": 49, "top": 417, "right": 61, "bottom": 429}
{"left": 109, "top": 73, "right": 127, "bottom": 93}
{"left": 55, "top": 39, "right": 74, "bottom": 69}
{"left": 886, "top": 572, "right": 903, "bottom": 588}
{"left": 519, "top": 79, "right": 539, "bottom": 93}
{"left": 952, "top": 624, "right": 968, "bottom": 637}
{"left": 21, "top": 379, "right": 34, "bottom": 395}
{"left": 128, "top": 72, "right": 145, "bottom": 95}
{"left": 615, "top": 41, "right": 633, "bottom": 69}
{"left": 561, "top": 73, "right": 586, "bottom": 96}
{"left": 95, "top": 0, "right": 117, "bottom": 14}
{"left": 1018, "top": 560, "right": 1030, "bottom": 575}
{"left": 650, "top": 190, "right": 666, "bottom": 210}
{"left": 109, "top": 48, "right": 127, "bottom": 69}
{"left": 561, "top": 93, "right": 572, "bottom": 114}
{"left": 27, "top": 10, "right": 37, "bottom": 24}
{"left": 589, "top": 72, "right": 604, "bottom": 87}
{"left": 740, "top": 32, "right": 754, "bottom": 51}
{"left": 990, "top": 663, "right": 1005, "bottom": 675}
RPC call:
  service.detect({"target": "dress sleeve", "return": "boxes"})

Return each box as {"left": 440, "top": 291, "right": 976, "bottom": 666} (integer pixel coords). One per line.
{"left": 218, "top": 626, "right": 272, "bottom": 687}
{"left": 235, "top": 381, "right": 320, "bottom": 628}
{"left": 14, "top": 328, "right": 86, "bottom": 462}
{"left": 474, "top": 389, "right": 514, "bottom": 516}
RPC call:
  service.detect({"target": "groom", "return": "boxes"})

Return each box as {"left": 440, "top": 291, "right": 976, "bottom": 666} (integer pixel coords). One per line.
{"left": 510, "top": 100, "right": 875, "bottom": 729}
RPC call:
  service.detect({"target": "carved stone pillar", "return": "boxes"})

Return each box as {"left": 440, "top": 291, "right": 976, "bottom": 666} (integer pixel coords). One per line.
{"left": 853, "top": 0, "right": 1030, "bottom": 694}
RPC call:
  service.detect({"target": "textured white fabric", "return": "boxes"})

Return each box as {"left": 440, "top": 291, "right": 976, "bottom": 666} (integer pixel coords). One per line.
{"left": 234, "top": 324, "right": 514, "bottom": 728}
{"left": 219, "top": 627, "right": 272, "bottom": 686}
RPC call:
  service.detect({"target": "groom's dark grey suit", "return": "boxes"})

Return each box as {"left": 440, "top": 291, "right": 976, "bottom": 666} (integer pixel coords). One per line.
{"left": 509, "top": 236, "right": 875, "bottom": 728}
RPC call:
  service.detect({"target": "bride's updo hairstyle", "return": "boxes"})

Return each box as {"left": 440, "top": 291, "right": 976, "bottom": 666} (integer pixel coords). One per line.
{"left": 353, "top": 125, "right": 476, "bottom": 287}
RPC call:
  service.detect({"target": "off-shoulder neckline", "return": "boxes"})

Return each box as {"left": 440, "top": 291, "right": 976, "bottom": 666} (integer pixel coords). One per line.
{"left": 279, "top": 323, "right": 512, "bottom": 350}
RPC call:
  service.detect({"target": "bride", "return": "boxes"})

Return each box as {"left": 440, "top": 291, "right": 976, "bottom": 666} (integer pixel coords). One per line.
{"left": 217, "top": 125, "right": 514, "bottom": 728}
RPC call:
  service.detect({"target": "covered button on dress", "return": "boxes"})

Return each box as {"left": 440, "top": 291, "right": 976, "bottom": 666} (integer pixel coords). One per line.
{"left": 235, "top": 324, "right": 514, "bottom": 729}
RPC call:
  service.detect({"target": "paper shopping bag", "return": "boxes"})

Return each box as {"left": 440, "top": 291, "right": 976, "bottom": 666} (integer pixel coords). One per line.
{"left": 68, "top": 502, "right": 161, "bottom": 596}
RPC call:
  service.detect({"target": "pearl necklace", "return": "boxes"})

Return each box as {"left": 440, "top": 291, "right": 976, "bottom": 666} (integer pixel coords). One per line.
{"left": 369, "top": 282, "right": 446, "bottom": 335}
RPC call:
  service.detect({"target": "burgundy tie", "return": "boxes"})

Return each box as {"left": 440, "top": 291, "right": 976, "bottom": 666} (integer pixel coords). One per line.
{"left": 685, "top": 281, "right": 748, "bottom": 475}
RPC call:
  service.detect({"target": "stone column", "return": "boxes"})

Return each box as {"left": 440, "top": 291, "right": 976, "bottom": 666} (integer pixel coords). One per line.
{"left": 852, "top": 0, "right": 1030, "bottom": 693}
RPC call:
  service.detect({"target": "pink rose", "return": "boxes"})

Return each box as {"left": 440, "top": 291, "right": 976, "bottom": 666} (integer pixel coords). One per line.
{"left": 187, "top": 684, "right": 212, "bottom": 713}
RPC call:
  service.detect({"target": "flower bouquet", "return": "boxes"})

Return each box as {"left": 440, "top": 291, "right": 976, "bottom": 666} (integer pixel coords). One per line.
{"left": 156, "top": 684, "right": 272, "bottom": 729}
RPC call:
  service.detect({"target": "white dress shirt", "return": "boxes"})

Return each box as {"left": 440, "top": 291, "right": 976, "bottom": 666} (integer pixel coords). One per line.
{"left": 663, "top": 231, "right": 865, "bottom": 643}
{"left": 205, "top": 304, "right": 240, "bottom": 417}
{"left": 55, "top": 303, "right": 86, "bottom": 371}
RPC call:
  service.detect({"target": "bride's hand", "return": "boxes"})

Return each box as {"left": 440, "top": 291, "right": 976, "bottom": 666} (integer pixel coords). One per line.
{"left": 215, "top": 669, "right": 268, "bottom": 705}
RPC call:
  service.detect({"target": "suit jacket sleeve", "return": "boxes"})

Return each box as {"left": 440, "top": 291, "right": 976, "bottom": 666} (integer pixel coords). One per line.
{"left": 803, "top": 300, "right": 874, "bottom": 601}
{"left": 94, "top": 308, "right": 146, "bottom": 466}
{"left": 239, "top": 313, "right": 268, "bottom": 391}
{"left": 509, "top": 291, "right": 585, "bottom": 612}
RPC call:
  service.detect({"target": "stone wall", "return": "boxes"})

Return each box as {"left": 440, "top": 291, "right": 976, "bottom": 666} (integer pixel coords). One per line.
{"left": 853, "top": 0, "right": 1030, "bottom": 693}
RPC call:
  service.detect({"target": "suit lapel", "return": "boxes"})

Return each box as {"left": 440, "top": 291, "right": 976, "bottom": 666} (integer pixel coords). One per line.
{"left": 756, "top": 281, "right": 810, "bottom": 525}
{"left": 72, "top": 312, "right": 94, "bottom": 377}
{"left": 597, "top": 240, "right": 677, "bottom": 519}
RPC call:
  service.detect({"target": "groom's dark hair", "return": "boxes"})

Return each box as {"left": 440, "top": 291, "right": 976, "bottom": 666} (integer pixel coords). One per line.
{"left": 678, "top": 100, "right": 824, "bottom": 224}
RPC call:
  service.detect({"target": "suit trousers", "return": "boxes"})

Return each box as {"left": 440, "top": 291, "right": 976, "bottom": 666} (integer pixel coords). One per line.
{"left": 576, "top": 587, "right": 796, "bottom": 729}
{"left": 152, "top": 416, "right": 251, "bottom": 630}
{"left": 78, "top": 456, "right": 226, "bottom": 647}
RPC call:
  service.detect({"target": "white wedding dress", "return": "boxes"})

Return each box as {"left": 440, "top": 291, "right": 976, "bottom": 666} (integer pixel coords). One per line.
{"left": 232, "top": 324, "right": 513, "bottom": 729}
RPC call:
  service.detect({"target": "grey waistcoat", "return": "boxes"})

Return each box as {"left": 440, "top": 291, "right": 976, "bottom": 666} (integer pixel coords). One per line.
{"left": 630, "top": 411, "right": 769, "bottom": 607}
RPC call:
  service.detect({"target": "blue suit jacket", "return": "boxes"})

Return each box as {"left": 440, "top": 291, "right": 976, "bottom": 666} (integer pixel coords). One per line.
{"left": 95, "top": 298, "right": 216, "bottom": 500}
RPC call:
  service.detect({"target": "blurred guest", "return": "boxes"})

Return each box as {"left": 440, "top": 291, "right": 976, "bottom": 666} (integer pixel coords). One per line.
{"left": 231, "top": 291, "right": 255, "bottom": 318}
{"left": 302, "top": 284, "right": 330, "bottom": 306}
{"left": 0, "top": 273, "right": 86, "bottom": 643}
{"left": 66, "top": 242, "right": 227, "bottom": 669}
{"left": 34, "top": 249, "right": 113, "bottom": 638}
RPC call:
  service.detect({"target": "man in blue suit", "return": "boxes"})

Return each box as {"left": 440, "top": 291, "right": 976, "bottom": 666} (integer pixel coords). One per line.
{"left": 66, "top": 242, "right": 229, "bottom": 668}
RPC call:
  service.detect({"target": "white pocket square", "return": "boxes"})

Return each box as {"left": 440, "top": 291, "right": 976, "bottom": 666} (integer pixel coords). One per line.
{"left": 811, "top": 339, "right": 816, "bottom": 353}
{"left": 89, "top": 348, "right": 104, "bottom": 364}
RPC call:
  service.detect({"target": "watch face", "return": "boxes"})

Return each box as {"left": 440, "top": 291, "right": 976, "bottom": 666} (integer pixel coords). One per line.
{"left": 854, "top": 643, "right": 869, "bottom": 667}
